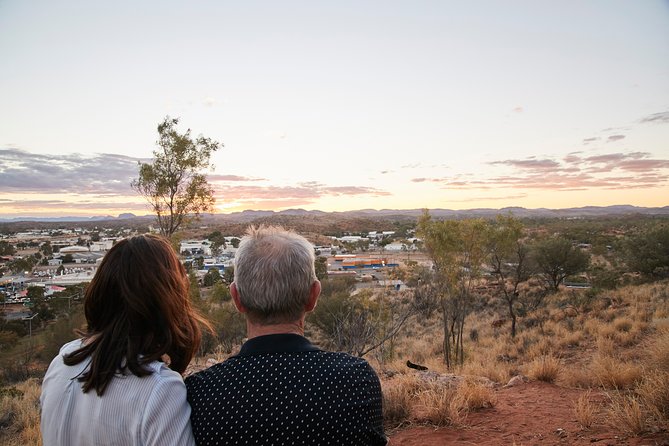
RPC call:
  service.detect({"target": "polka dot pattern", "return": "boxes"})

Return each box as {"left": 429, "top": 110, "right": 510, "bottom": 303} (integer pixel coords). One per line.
{"left": 186, "top": 334, "right": 386, "bottom": 445}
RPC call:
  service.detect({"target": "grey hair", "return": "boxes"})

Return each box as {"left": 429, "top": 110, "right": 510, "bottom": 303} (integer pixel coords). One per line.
{"left": 234, "top": 225, "right": 317, "bottom": 324}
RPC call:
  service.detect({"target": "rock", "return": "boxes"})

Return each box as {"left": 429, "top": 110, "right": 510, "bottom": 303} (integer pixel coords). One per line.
{"left": 505, "top": 374, "right": 529, "bottom": 387}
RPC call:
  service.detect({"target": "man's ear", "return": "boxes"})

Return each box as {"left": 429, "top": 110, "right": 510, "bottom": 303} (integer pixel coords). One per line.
{"left": 304, "top": 280, "right": 321, "bottom": 313}
{"left": 230, "top": 282, "right": 247, "bottom": 313}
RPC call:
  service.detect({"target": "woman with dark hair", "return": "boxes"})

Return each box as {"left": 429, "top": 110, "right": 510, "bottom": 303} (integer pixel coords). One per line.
{"left": 40, "top": 234, "right": 209, "bottom": 445}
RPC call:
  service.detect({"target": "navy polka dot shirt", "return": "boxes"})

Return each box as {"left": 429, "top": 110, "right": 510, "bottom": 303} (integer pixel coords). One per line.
{"left": 186, "top": 334, "right": 387, "bottom": 445}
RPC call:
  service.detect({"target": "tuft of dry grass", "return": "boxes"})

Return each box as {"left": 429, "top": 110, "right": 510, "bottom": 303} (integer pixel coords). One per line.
{"left": 606, "top": 392, "right": 646, "bottom": 435}
{"left": 573, "top": 390, "right": 598, "bottom": 429}
{"left": 591, "top": 356, "right": 642, "bottom": 389}
{"left": 0, "top": 378, "right": 42, "bottom": 446}
{"left": 527, "top": 354, "right": 561, "bottom": 383}
{"left": 455, "top": 379, "right": 496, "bottom": 411}
{"left": 647, "top": 329, "right": 669, "bottom": 373}
{"left": 382, "top": 375, "right": 418, "bottom": 428}
{"left": 636, "top": 371, "right": 669, "bottom": 426}
{"left": 416, "top": 384, "right": 462, "bottom": 426}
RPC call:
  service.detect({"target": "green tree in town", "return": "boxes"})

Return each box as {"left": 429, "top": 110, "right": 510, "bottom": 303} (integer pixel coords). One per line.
{"left": 532, "top": 236, "right": 590, "bottom": 292}
{"left": 132, "top": 116, "right": 222, "bottom": 237}
{"left": 623, "top": 225, "right": 669, "bottom": 279}
{"left": 315, "top": 256, "right": 328, "bottom": 281}
{"left": 0, "top": 241, "right": 16, "bottom": 256}
{"left": 203, "top": 268, "right": 222, "bottom": 287}
{"left": 40, "top": 241, "right": 53, "bottom": 257}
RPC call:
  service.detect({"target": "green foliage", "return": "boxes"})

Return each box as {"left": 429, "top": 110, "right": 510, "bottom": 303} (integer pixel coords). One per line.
{"left": 309, "top": 289, "right": 388, "bottom": 357}
{"left": 0, "top": 240, "right": 16, "bottom": 256}
{"left": 417, "top": 210, "right": 489, "bottom": 366}
{"left": 61, "top": 254, "right": 74, "bottom": 264}
{"left": 201, "top": 302, "right": 246, "bottom": 354}
{"left": 207, "top": 231, "right": 227, "bottom": 256}
{"left": 487, "top": 214, "right": 532, "bottom": 337}
{"left": 131, "top": 116, "right": 222, "bottom": 237}
{"left": 38, "top": 305, "right": 85, "bottom": 362}
{"left": 203, "top": 268, "right": 222, "bottom": 287}
{"left": 315, "top": 256, "right": 328, "bottom": 281}
{"left": 624, "top": 225, "right": 669, "bottom": 278}
{"left": 223, "top": 266, "right": 234, "bottom": 284}
{"left": 532, "top": 236, "right": 590, "bottom": 292}
{"left": 27, "top": 286, "right": 54, "bottom": 321}
{"left": 210, "top": 281, "right": 231, "bottom": 303}
{"left": 229, "top": 237, "right": 240, "bottom": 249}
{"left": 0, "top": 330, "right": 19, "bottom": 351}
{"left": 8, "top": 256, "right": 36, "bottom": 274}
{"left": 189, "top": 272, "right": 204, "bottom": 309}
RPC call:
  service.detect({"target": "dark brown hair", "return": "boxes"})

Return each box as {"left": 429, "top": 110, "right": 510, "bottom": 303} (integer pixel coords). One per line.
{"left": 64, "top": 234, "right": 209, "bottom": 396}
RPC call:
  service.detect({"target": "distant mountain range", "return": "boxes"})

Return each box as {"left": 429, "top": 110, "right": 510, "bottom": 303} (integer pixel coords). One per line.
{"left": 1, "top": 205, "right": 668, "bottom": 224}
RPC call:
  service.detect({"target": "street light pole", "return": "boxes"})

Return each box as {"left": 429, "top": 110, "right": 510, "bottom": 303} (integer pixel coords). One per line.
{"left": 23, "top": 313, "right": 38, "bottom": 346}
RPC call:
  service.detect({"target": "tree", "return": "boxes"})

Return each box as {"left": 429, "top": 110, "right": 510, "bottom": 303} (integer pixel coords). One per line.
{"left": 315, "top": 256, "right": 328, "bottom": 281}
{"left": 487, "top": 215, "right": 531, "bottom": 337}
{"left": 132, "top": 116, "right": 222, "bottom": 237}
{"left": 532, "top": 236, "right": 590, "bottom": 292}
{"left": 207, "top": 231, "right": 227, "bottom": 256}
{"left": 417, "top": 211, "right": 489, "bottom": 367}
{"left": 0, "top": 241, "right": 16, "bottom": 256}
{"left": 40, "top": 241, "right": 53, "bottom": 257}
{"left": 203, "top": 268, "right": 222, "bottom": 287}
{"left": 623, "top": 225, "right": 669, "bottom": 279}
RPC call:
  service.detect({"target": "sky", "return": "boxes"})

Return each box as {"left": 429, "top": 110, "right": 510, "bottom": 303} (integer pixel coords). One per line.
{"left": 1, "top": 0, "right": 668, "bottom": 218}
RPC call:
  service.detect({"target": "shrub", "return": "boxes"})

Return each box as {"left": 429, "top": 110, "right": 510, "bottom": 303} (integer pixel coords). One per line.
{"left": 527, "top": 355, "right": 561, "bottom": 383}
{"left": 591, "top": 356, "right": 642, "bottom": 389}
{"left": 573, "top": 390, "right": 598, "bottom": 429}
{"left": 606, "top": 393, "right": 646, "bottom": 435}
{"left": 382, "top": 375, "right": 418, "bottom": 428}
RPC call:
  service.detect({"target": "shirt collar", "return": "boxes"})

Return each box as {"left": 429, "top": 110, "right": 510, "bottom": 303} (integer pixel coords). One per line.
{"left": 237, "top": 333, "right": 321, "bottom": 356}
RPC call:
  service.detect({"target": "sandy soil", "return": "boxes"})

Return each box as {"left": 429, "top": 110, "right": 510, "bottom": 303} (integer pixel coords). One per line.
{"left": 387, "top": 381, "right": 669, "bottom": 446}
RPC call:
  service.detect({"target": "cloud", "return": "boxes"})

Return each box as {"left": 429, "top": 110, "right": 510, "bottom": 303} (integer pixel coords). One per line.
{"left": 0, "top": 199, "right": 148, "bottom": 212}
{"left": 211, "top": 183, "right": 391, "bottom": 209}
{"left": 607, "top": 134, "right": 626, "bottom": 142}
{"left": 640, "top": 111, "right": 669, "bottom": 124}
{"left": 411, "top": 177, "right": 444, "bottom": 183}
{"left": 489, "top": 158, "right": 561, "bottom": 171}
{"left": 450, "top": 194, "right": 528, "bottom": 203}
{"left": 0, "top": 148, "right": 143, "bottom": 194}
{"left": 435, "top": 151, "right": 669, "bottom": 192}
{"left": 582, "top": 137, "right": 599, "bottom": 145}
{"left": 209, "top": 174, "right": 266, "bottom": 182}
{"left": 202, "top": 97, "right": 219, "bottom": 107}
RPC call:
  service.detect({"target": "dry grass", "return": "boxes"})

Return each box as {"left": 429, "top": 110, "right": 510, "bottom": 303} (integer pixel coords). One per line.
{"left": 417, "top": 385, "right": 462, "bottom": 426}
{"left": 590, "top": 356, "right": 642, "bottom": 389}
{"left": 382, "top": 375, "right": 419, "bottom": 428}
{"left": 455, "top": 379, "right": 496, "bottom": 411}
{"left": 636, "top": 371, "right": 669, "bottom": 426}
{"left": 526, "top": 354, "right": 561, "bottom": 383}
{"left": 646, "top": 328, "right": 669, "bottom": 372}
{"left": 573, "top": 390, "right": 598, "bottom": 429}
{"left": 0, "top": 379, "right": 42, "bottom": 446}
{"left": 606, "top": 392, "right": 646, "bottom": 435}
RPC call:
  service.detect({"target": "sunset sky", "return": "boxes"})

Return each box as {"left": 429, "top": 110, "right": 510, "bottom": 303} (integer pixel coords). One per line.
{"left": 1, "top": 1, "right": 668, "bottom": 218}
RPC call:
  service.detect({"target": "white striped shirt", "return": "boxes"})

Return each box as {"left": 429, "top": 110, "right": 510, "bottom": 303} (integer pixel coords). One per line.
{"left": 40, "top": 339, "right": 195, "bottom": 446}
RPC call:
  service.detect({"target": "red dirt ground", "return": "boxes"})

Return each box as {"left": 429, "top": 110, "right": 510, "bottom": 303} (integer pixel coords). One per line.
{"left": 387, "top": 381, "right": 669, "bottom": 446}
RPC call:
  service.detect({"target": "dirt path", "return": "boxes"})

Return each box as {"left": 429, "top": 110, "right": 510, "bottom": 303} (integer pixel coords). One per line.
{"left": 388, "top": 381, "right": 669, "bottom": 446}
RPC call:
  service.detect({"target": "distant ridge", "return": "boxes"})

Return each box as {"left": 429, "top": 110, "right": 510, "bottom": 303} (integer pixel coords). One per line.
{"left": 1, "top": 205, "right": 668, "bottom": 224}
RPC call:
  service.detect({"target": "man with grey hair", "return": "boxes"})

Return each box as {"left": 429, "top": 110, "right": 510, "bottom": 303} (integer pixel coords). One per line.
{"left": 186, "top": 226, "right": 387, "bottom": 446}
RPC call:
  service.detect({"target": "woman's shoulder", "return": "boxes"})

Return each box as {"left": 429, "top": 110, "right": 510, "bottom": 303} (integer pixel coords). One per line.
{"left": 58, "top": 338, "right": 84, "bottom": 356}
